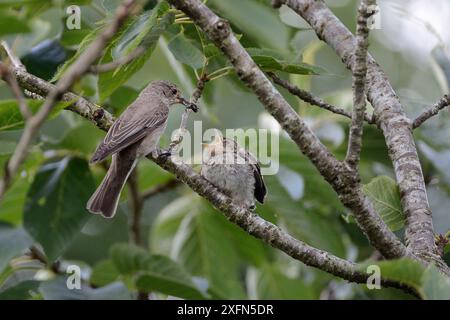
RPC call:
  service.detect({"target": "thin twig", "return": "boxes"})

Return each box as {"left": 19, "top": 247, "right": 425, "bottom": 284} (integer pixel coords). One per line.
{"left": 268, "top": 72, "right": 374, "bottom": 123}
{"left": 345, "top": 0, "right": 375, "bottom": 167}
{"left": 141, "top": 178, "right": 180, "bottom": 200}
{"left": 0, "top": 63, "right": 32, "bottom": 119}
{"left": 412, "top": 94, "right": 450, "bottom": 129}
{"left": 0, "top": 0, "right": 137, "bottom": 200}
{"left": 127, "top": 168, "right": 143, "bottom": 247}
{"left": 281, "top": 0, "right": 445, "bottom": 268}
{"left": 9, "top": 62, "right": 420, "bottom": 294}
{"left": 168, "top": 73, "right": 209, "bottom": 152}
{"left": 169, "top": 0, "right": 407, "bottom": 260}
{"left": 89, "top": 46, "right": 145, "bottom": 74}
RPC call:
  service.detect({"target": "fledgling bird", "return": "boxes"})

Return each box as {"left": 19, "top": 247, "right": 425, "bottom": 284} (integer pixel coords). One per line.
{"left": 87, "top": 80, "right": 198, "bottom": 218}
{"left": 201, "top": 130, "right": 266, "bottom": 210}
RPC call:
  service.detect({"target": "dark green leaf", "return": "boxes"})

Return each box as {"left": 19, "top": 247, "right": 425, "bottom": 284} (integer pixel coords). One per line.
{"left": 363, "top": 176, "right": 405, "bottom": 231}
{"left": 0, "top": 12, "right": 30, "bottom": 36}
{"left": 24, "top": 157, "right": 95, "bottom": 262}
{"left": 22, "top": 40, "right": 68, "bottom": 81}
{"left": 110, "top": 243, "right": 207, "bottom": 299}
{"left": 135, "top": 255, "right": 207, "bottom": 299}
{"left": 0, "top": 280, "right": 39, "bottom": 300}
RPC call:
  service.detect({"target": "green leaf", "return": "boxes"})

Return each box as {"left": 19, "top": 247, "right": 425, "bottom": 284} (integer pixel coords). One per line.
{"left": 359, "top": 258, "right": 424, "bottom": 289}
{"left": 247, "top": 48, "right": 326, "bottom": 75}
{"left": 24, "top": 157, "right": 95, "bottom": 262}
{"left": 248, "top": 264, "right": 317, "bottom": 299}
{"left": 0, "top": 280, "right": 40, "bottom": 300}
{"left": 22, "top": 40, "right": 68, "bottom": 81}
{"left": 0, "top": 12, "right": 30, "bottom": 36}
{"left": 50, "top": 123, "right": 105, "bottom": 155}
{"left": 170, "top": 198, "right": 246, "bottom": 299}
{"left": 39, "top": 277, "right": 132, "bottom": 300}
{"left": 135, "top": 255, "right": 207, "bottom": 299}
{"left": 359, "top": 259, "right": 450, "bottom": 299}
{"left": 421, "top": 266, "right": 450, "bottom": 300}
{"left": 90, "top": 260, "right": 120, "bottom": 287}
{"left": 52, "top": 26, "right": 101, "bottom": 81}
{"left": 110, "top": 243, "right": 207, "bottom": 299}
{"left": 168, "top": 32, "right": 205, "bottom": 70}
{"left": 0, "top": 228, "right": 33, "bottom": 273}
{"left": 208, "top": 0, "right": 290, "bottom": 52}
{"left": 363, "top": 176, "right": 405, "bottom": 231}
{"left": 0, "top": 177, "right": 30, "bottom": 225}
{"left": 98, "top": 2, "right": 174, "bottom": 102}
{"left": 60, "top": 20, "right": 92, "bottom": 47}
{"left": 0, "top": 99, "right": 71, "bottom": 131}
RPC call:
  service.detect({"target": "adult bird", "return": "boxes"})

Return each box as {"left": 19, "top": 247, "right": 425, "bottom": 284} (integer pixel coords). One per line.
{"left": 87, "top": 80, "right": 198, "bottom": 218}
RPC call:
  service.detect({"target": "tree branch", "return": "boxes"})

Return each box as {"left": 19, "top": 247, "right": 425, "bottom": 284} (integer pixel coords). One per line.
{"left": 5, "top": 53, "right": 417, "bottom": 295}
{"left": 268, "top": 72, "right": 373, "bottom": 123}
{"left": 168, "top": 72, "right": 209, "bottom": 152}
{"left": 276, "top": 0, "right": 445, "bottom": 270}
{"left": 167, "top": 0, "right": 406, "bottom": 260}
{"left": 345, "top": 0, "right": 375, "bottom": 167}
{"left": 127, "top": 168, "right": 143, "bottom": 247}
{"left": 141, "top": 178, "right": 180, "bottom": 200}
{"left": 0, "top": 0, "right": 137, "bottom": 200}
{"left": 0, "top": 62, "right": 32, "bottom": 120}
{"left": 412, "top": 94, "right": 450, "bottom": 129}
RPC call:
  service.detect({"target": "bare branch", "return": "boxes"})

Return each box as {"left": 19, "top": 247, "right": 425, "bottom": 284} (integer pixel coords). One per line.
{"left": 268, "top": 72, "right": 374, "bottom": 123}
{"left": 412, "top": 94, "right": 450, "bottom": 129}
{"left": 168, "top": 0, "right": 407, "bottom": 260}
{"left": 127, "top": 168, "right": 144, "bottom": 247}
{"left": 278, "top": 0, "right": 446, "bottom": 271}
{"left": 0, "top": 0, "right": 137, "bottom": 199}
{"left": 8, "top": 62, "right": 420, "bottom": 294}
{"left": 0, "top": 40, "right": 25, "bottom": 70}
{"left": 89, "top": 46, "right": 145, "bottom": 74}
{"left": 345, "top": 0, "right": 375, "bottom": 167}
{"left": 0, "top": 63, "right": 32, "bottom": 119}
{"left": 142, "top": 178, "right": 180, "bottom": 200}
{"left": 168, "top": 73, "right": 209, "bottom": 152}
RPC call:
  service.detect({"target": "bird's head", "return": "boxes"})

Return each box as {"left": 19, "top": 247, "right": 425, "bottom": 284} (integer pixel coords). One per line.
{"left": 150, "top": 80, "right": 198, "bottom": 112}
{"left": 202, "top": 129, "right": 227, "bottom": 163}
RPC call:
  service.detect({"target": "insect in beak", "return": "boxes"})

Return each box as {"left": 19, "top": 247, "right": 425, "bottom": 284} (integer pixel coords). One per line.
{"left": 177, "top": 97, "right": 199, "bottom": 112}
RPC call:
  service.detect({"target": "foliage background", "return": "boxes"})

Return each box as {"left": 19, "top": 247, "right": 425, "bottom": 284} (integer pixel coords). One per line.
{"left": 0, "top": 0, "right": 449, "bottom": 300}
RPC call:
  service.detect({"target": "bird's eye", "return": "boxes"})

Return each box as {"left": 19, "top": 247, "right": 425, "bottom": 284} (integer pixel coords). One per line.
{"left": 171, "top": 88, "right": 178, "bottom": 95}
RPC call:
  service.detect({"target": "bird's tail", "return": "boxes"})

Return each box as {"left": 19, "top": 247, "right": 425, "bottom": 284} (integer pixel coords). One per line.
{"left": 86, "top": 149, "right": 137, "bottom": 218}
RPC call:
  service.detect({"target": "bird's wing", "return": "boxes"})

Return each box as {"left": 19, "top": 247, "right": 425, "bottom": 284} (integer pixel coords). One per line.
{"left": 90, "top": 105, "right": 168, "bottom": 163}
{"left": 225, "top": 138, "right": 267, "bottom": 204}
{"left": 252, "top": 162, "right": 266, "bottom": 203}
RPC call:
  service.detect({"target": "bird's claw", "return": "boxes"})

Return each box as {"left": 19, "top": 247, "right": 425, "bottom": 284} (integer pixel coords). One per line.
{"left": 155, "top": 148, "right": 172, "bottom": 159}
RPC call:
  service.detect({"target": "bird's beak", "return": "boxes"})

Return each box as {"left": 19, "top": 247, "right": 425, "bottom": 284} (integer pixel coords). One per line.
{"left": 178, "top": 97, "right": 199, "bottom": 113}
